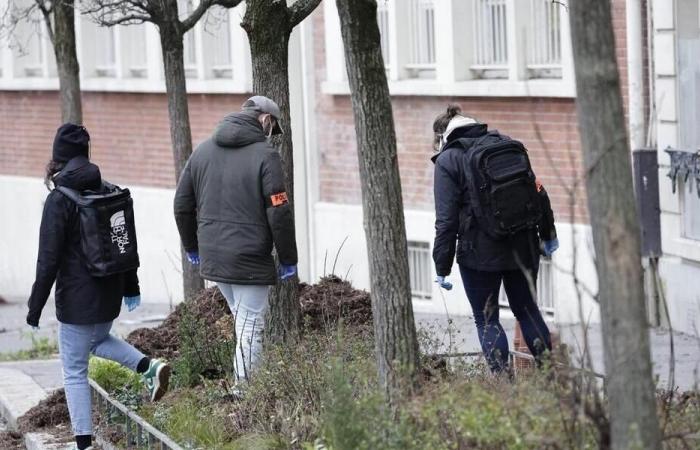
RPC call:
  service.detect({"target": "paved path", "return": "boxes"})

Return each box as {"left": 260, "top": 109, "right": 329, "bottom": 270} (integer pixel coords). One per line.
{"left": 0, "top": 299, "right": 174, "bottom": 355}
{"left": 416, "top": 313, "right": 700, "bottom": 391}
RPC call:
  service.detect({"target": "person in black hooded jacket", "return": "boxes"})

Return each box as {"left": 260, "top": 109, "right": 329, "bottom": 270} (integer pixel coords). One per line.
{"left": 431, "top": 105, "right": 559, "bottom": 374}
{"left": 27, "top": 124, "right": 170, "bottom": 450}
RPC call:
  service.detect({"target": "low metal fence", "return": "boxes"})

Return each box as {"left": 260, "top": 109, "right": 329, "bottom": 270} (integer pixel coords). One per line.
{"left": 89, "top": 379, "right": 183, "bottom": 450}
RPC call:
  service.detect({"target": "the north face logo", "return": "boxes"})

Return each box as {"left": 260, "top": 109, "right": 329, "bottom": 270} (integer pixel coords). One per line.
{"left": 110, "top": 211, "right": 130, "bottom": 254}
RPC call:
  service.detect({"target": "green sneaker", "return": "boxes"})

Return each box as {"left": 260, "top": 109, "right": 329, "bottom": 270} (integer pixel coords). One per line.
{"left": 142, "top": 359, "right": 171, "bottom": 402}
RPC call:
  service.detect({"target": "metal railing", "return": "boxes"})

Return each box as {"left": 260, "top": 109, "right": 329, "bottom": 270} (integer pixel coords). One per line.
{"left": 90, "top": 379, "right": 183, "bottom": 450}
{"left": 408, "top": 241, "right": 432, "bottom": 300}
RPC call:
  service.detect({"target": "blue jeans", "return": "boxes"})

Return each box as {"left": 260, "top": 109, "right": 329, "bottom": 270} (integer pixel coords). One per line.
{"left": 216, "top": 283, "right": 269, "bottom": 382}
{"left": 59, "top": 321, "right": 145, "bottom": 436}
{"left": 459, "top": 266, "right": 551, "bottom": 373}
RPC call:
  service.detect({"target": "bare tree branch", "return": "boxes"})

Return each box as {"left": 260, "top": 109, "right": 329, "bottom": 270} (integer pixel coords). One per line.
{"left": 288, "top": 0, "right": 321, "bottom": 28}
{"left": 35, "top": 0, "right": 54, "bottom": 43}
{"left": 82, "top": 0, "right": 155, "bottom": 26}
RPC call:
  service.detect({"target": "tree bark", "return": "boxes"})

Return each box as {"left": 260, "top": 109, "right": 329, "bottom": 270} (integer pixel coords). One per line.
{"left": 159, "top": 20, "right": 205, "bottom": 301}
{"left": 568, "top": 2, "right": 661, "bottom": 449}
{"left": 335, "top": 0, "right": 420, "bottom": 402}
{"left": 242, "top": 0, "right": 299, "bottom": 344}
{"left": 51, "top": 0, "right": 82, "bottom": 123}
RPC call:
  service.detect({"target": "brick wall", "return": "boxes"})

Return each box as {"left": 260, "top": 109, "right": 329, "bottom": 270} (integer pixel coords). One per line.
{"left": 0, "top": 91, "right": 248, "bottom": 188}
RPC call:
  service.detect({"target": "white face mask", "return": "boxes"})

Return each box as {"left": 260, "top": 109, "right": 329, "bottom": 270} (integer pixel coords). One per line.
{"left": 262, "top": 115, "right": 275, "bottom": 138}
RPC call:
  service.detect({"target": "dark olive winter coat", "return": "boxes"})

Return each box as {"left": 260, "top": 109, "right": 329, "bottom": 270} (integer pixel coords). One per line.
{"left": 174, "top": 110, "right": 297, "bottom": 285}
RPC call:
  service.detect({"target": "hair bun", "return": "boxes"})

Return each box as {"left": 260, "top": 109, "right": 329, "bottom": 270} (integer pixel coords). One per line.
{"left": 446, "top": 104, "right": 462, "bottom": 117}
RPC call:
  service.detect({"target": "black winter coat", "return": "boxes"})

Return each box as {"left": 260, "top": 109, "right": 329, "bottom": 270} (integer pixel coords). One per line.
{"left": 174, "top": 111, "right": 298, "bottom": 285}
{"left": 27, "top": 156, "right": 140, "bottom": 326}
{"left": 432, "top": 124, "right": 557, "bottom": 276}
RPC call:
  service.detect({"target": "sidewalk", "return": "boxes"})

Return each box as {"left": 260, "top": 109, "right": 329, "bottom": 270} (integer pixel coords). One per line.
{"left": 0, "top": 298, "right": 174, "bottom": 355}
{"left": 416, "top": 312, "right": 700, "bottom": 391}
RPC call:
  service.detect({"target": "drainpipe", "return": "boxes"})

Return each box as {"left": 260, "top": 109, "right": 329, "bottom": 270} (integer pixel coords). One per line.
{"left": 627, "top": 0, "right": 645, "bottom": 150}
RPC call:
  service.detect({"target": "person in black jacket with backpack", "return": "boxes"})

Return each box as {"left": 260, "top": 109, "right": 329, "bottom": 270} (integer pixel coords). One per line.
{"left": 27, "top": 124, "right": 170, "bottom": 450}
{"left": 431, "top": 105, "right": 559, "bottom": 374}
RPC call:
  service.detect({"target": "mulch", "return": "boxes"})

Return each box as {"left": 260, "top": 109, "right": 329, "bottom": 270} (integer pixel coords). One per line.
{"left": 17, "top": 389, "right": 70, "bottom": 433}
{"left": 300, "top": 275, "right": 373, "bottom": 330}
{"left": 0, "top": 430, "right": 23, "bottom": 450}
{"left": 126, "top": 276, "right": 374, "bottom": 361}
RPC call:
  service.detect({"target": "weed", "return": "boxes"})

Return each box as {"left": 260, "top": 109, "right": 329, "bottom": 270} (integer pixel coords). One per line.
{"left": 0, "top": 333, "right": 58, "bottom": 361}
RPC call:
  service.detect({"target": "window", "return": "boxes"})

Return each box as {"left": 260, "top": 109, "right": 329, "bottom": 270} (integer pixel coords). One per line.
{"left": 678, "top": 0, "right": 700, "bottom": 240}
{"left": 121, "top": 25, "right": 148, "bottom": 78}
{"left": 10, "top": 2, "right": 54, "bottom": 78}
{"left": 527, "top": 0, "right": 562, "bottom": 78}
{"left": 408, "top": 241, "right": 432, "bottom": 300}
{"left": 472, "top": 0, "right": 509, "bottom": 77}
{"left": 202, "top": 7, "right": 233, "bottom": 79}
{"left": 406, "top": 0, "right": 436, "bottom": 78}
{"left": 179, "top": 0, "right": 199, "bottom": 78}
{"left": 95, "top": 27, "right": 117, "bottom": 77}
{"left": 377, "top": 1, "right": 391, "bottom": 69}
{"left": 498, "top": 258, "right": 554, "bottom": 314}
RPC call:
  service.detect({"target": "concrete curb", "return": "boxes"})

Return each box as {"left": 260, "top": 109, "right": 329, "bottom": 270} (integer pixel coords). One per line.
{"left": 0, "top": 367, "right": 48, "bottom": 430}
{"left": 24, "top": 432, "right": 70, "bottom": 450}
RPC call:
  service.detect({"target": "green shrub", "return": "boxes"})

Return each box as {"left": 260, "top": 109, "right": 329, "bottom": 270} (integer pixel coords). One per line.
{"left": 89, "top": 357, "right": 144, "bottom": 410}
{"left": 0, "top": 333, "right": 58, "bottom": 361}
{"left": 171, "top": 302, "right": 236, "bottom": 389}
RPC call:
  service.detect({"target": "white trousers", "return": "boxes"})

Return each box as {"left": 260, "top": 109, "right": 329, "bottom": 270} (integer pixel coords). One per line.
{"left": 216, "top": 283, "right": 270, "bottom": 381}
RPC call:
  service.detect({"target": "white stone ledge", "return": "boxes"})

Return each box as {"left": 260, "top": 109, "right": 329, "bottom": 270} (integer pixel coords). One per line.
{"left": 321, "top": 78, "right": 576, "bottom": 98}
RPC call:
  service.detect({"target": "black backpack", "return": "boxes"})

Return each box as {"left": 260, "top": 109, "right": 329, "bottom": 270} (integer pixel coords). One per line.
{"left": 457, "top": 132, "right": 542, "bottom": 239}
{"left": 57, "top": 182, "right": 140, "bottom": 277}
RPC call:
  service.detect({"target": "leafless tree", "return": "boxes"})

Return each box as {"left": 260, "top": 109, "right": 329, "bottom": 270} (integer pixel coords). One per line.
{"left": 83, "top": 0, "right": 243, "bottom": 301}
{"left": 240, "top": 0, "right": 321, "bottom": 344}
{"left": 568, "top": 0, "right": 662, "bottom": 448}
{"left": 2, "top": 0, "right": 82, "bottom": 123}
{"left": 335, "top": 0, "right": 420, "bottom": 402}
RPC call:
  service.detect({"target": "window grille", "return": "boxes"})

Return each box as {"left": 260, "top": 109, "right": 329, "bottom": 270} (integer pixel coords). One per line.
{"left": 406, "top": 0, "right": 436, "bottom": 78}
{"left": 527, "top": 0, "right": 563, "bottom": 78}
{"left": 408, "top": 241, "right": 432, "bottom": 301}
{"left": 472, "top": 0, "right": 509, "bottom": 69}
{"left": 376, "top": 1, "right": 391, "bottom": 69}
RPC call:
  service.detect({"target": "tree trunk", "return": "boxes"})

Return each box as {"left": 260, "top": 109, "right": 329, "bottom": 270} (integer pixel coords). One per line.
{"left": 242, "top": 1, "right": 300, "bottom": 344}
{"left": 568, "top": 2, "right": 661, "bottom": 449}
{"left": 159, "top": 23, "right": 205, "bottom": 301}
{"left": 51, "top": 0, "right": 82, "bottom": 124}
{"left": 335, "top": 0, "right": 420, "bottom": 402}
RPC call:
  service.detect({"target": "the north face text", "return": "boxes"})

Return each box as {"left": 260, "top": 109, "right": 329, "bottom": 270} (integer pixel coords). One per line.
{"left": 110, "top": 211, "right": 130, "bottom": 254}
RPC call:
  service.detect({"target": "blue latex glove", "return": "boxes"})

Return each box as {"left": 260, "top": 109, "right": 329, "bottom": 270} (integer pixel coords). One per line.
{"left": 29, "top": 325, "right": 40, "bottom": 331}
{"left": 278, "top": 264, "right": 297, "bottom": 281}
{"left": 186, "top": 251, "right": 200, "bottom": 265}
{"left": 124, "top": 295, "right": 141, "bottom": 312}
{"left": 543, "top": 238, "right": 560, "bottom": 257}
{"left": 435, "top": 276, "right": 453, "bottom": 291}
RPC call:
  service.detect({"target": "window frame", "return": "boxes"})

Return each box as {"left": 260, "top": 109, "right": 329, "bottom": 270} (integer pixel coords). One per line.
{"left": 322, "top": 0, "right": 575, "bottom": 98}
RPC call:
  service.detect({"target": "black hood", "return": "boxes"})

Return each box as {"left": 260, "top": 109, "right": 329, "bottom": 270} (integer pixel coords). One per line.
{"left": 54, "top": 156, "right": 102, "bottom": 191}
{"left": 431, "top": 123, "right": 489, "bottom": 163}
{"left": 214, "top": 110, "right": 267, "bottom": 148}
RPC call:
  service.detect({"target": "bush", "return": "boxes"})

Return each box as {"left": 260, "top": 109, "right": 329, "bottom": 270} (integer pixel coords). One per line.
{"left": 89, "top": 357, "right": 144, "bottom": 410}
{"left": 171, "top": 301, "right": 237, "bottom": 389}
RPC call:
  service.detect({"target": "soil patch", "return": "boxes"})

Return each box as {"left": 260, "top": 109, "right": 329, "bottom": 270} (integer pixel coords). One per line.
{"left": 300, "top": 275, "right": 372, "bottom": 330}
{"left": 17, "top": 389, "right": 70, "bottom": 433}
{"left": 126, "top": 276, "right": 373, "bottom": 360}
{"left": 0, "top": 430, "right": 23, "bottom": 450}
{"left": 127, "top": 288, "right": 229, "bottom": 360}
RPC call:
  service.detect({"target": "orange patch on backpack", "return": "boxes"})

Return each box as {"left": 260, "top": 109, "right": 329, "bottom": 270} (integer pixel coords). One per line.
{"left": 271, "top": 192, "right": 288, "bottom": 206}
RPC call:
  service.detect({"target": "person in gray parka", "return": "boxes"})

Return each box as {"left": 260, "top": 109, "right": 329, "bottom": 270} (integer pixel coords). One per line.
{"left": 174, "top": 96, "right": 298, "bottom": 384}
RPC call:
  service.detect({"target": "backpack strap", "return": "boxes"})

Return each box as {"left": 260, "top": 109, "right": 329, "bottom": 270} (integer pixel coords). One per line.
{"left": 55, "top": 186, "right": 81, "bottom": 203}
